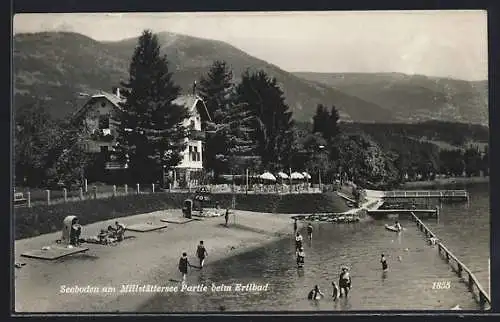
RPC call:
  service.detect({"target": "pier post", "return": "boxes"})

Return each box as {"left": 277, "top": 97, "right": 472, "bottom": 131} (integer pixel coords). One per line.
{"left": 46, "top": 190, "right": 50, "bottom": 205}
{"left": 468, "top": 274, "right": 474, "bottom": 291}
{"left": 27, "top": 191, "right": 31, "bottom": 208}
{"left": 480, "top": 292, "right": 486, "bottom": 309}
{"left": 458, "top": 264, "right": 463, "bottom": 277}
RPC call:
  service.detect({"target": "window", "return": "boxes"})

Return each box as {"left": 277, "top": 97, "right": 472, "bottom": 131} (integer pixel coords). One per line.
{"left": 188, "top": 146, "right": 193, "bottom": 161}
{"left": 193, "top": 146, "right": 200, "bottom": 162}
{"left": 98, "top": 115, "right": 110, "bottom": 129}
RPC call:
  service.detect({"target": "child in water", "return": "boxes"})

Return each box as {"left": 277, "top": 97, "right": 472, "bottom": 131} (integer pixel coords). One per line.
{"left": 381, "top": 254, "right": 388, "bottom": 271}
{"left": 295, "top": 232, "right": 303, "bottom": 251}
{"left": 296, "top": 247, "right": 305, "bottom": 267}
{"left": 308, "top": 285, "right": 324, "bottom": 300}
{"left": 331, "top": 281, "right": 339, "bottom": 300}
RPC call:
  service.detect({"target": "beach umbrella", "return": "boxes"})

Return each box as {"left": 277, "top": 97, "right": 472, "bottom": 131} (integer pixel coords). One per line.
{"left": 290, "top": 172, "right": 304, "bottom": 180}
{"left": 277, "top": 172, "right": 289, "bottom": 179}
{"left": 302, "top": 172, "right": 312, "bottom": 179}
{"left": 260, "top": 172, "right": 277, "bottom": 181}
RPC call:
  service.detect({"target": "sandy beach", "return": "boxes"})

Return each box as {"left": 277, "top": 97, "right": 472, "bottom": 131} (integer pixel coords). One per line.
{"left": 14, "top": 209, "right": 297, "bottom": 313}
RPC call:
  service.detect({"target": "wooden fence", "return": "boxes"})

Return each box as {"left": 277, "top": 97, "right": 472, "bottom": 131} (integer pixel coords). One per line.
{"left": 384, "top": 190, "right": 468, "bottom": 200}
{"left": 409, "top": 212, "right": 490, "bottom": 310}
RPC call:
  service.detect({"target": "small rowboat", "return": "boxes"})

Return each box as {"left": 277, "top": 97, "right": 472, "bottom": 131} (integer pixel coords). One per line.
{"left": 385, "top": 224, "right": 402, "bottom": 232}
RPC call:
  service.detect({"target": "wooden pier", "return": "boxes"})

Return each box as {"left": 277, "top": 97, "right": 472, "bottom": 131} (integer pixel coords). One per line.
{"left": 383, "top": 190, "right": 469, "bottom": 201}
{"left": 409, "top": 212, "right": 490, "bottom": 310}
{"left": 368, "top": 209, "right": 438, "bottom": 216}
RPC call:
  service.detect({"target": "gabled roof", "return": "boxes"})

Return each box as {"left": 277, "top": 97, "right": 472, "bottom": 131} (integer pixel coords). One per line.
{"left": 72, "top": 92, "right": 211, "bottom": 122}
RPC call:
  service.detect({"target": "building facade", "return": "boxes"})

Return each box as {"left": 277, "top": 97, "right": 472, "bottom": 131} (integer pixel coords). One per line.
{"left": 73, "top": 89, "right": 210, "bottom": 186}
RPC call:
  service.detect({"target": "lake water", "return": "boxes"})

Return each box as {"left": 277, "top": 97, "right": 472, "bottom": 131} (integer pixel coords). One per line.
{"left": 139, "top": 183, "right": 490, "bottom": 312}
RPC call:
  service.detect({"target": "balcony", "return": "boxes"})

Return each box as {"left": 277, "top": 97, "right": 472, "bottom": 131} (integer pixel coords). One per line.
{"left": 189, "top": 129, "right": 206, "bottom": 141}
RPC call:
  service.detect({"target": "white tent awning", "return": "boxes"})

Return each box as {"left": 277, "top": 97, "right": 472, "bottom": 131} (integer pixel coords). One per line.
{"left": 277, "top": 172, "right": 289, "bottom": 179}
{"left": 290, "top": 172, "right": 304, "bottom": 180}
{"left": 302, "top": 172, "right": 312, "bottom": 179}
{"left": 260, "top": 172, "right": 277, "bottom": 181}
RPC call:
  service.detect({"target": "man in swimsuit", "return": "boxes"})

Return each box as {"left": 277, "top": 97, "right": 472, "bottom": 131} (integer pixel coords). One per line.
{"left": 381, "top": 254, "right": 388, "bottom": 271}
{"left": 196, "top": 241, "right": 208, "bottom": 268}
{"left": 338, "top": 267, "right": 351, "bottom": 297}
{"left": 307, "top": 223, "right": 313, "bottom": 240}
{"left": 295, "top": 232, "right": 303, "bottom": 251}
{"left": 178, "top": 252, "right": 190, "bottom": 282}
{"left": 296, "top": 247, "right": 305, "bottom": 267}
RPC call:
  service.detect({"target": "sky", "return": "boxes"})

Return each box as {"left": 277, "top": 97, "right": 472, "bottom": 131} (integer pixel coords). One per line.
{"left": 13, "top": 11, "right": 488, "bottom": 81}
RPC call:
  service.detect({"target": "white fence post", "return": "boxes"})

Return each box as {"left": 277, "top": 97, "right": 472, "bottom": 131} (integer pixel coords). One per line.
{"left": 84, "top": 179, "right": 88, "bottom": 193}
{"left": 46, "top": 190, "right": 50, "bottom": 205}
{"left": 63, "top": 188, "right": 68, "bottom": 202}
{"left": 124, "top": 184, "right": 128, "bottom": 194}
{"left": 113, "top": 185, "right": 117, "bottom": 197}
{"left": 79, "top": 187, "right": 83, "bottom": 200}
{"left": 27, "top": 191, "right": 31, "bottom": 208}
{"left": 152, "top": 183, "right": 155, "bottom": 193}
{"left": 136, "top": 183, "right": 140, "bottom": 195}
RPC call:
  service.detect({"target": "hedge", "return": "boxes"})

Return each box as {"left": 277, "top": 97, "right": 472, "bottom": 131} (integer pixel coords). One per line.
{"left": 14, "top": 192, "right": 349, "bottom": 240}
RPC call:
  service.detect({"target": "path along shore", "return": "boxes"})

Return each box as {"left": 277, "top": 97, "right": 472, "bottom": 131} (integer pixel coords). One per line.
{"left": 14, "top": 209, "right": 298, "bottom": 312}
{"left": 14, "top": 196, "right": 381, "bottom": 313}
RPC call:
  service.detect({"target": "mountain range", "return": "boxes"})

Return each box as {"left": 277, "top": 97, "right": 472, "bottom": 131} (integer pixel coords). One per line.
{"left": 13, "top": 31, "right": 488, "bottom": 125}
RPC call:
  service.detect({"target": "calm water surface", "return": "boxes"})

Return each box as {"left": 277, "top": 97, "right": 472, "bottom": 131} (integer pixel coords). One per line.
{"left": 140, "top": 184, "right": 490, "bottom": 312}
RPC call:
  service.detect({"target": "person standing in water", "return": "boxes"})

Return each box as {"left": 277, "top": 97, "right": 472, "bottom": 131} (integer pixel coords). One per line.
{"left": 338, "top": 267, "right": 352, "bottom": 297}
{"left": 381, "top": 254, "right": 388, "bottom": 271}
{"left": 331, "top": 281, "right": 340, "bottom": 300}
{"left": 196, "top": 241, "right": 208, "bottom": 268}
{"left": 308, "top": 285, "right": 324, "bottom": 300}
{"left": 295, "top": 232, "right": 303, "bottom": 251}
{"left": 225, "top": 208, "right": 230, "bottom": 227}
{"left": 293, "top": 218, "right": 298, "bottom": 232}
{"left": 296, "top": 247, "right": 305, "bottom": 267}
{"left": 178, "top": 252, "right": 190, "bottom": 282}
{"left": 307, "top": 223, "right": 313, "bottom": 240}
{"left": 394, "top": 221, "right": 402, "bottom": 232}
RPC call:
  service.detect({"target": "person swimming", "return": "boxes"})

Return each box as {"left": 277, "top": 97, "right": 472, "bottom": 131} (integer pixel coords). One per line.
{"left": 331, "top": 281, "right": 339, "bottom": 300}
{"left": 296, "top": 247, "right": 305, "bottom": 267}
{"left": 338, "top": 267, "right": 352, "bottom": 297}
{"left": 295, "top": 232, "right": 303, "bottom": 251}
{"left": 307, "top": 285, "right": 324, "bottom": 300}
{"left": 394, "top": 221, "right": 402, "bottom": 231}
{"left": 381, "top": 254, "right": 388, "bottom": 271}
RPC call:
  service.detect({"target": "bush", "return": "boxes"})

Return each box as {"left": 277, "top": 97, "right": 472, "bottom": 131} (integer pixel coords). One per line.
{"left": 14, "top": 192, "right": 350, "bottom": 240}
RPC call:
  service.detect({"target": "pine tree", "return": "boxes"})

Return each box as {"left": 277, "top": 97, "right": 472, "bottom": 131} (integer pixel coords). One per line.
{"left": 197, "top": 60, "right": 234, "bottom": 176}
{"left": 115, "top": 30, "right": 189, "bottom": 183}
{"left": 234, "top": 69, "right": 295, "bottom": 170}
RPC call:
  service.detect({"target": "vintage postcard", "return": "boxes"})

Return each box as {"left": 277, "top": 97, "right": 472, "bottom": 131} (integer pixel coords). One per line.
{"left": 12, "top": 10, "right": 490, "bottom": 313}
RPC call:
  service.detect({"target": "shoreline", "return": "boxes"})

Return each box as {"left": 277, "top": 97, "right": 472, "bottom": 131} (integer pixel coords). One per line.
{"left": 400, "top": 176, "right": 489, "bottom": 189}
{"left": 14, "top": 209, "right": 298, "bottom": 312}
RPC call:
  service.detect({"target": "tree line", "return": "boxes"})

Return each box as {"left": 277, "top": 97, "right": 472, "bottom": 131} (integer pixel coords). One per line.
{"left": 13, "top": 29, "right": 490, "bottom": 190}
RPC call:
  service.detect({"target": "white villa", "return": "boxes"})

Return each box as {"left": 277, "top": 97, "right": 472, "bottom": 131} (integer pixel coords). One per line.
{"left": 73, "top": 87, "right": 211, "bottom": 186}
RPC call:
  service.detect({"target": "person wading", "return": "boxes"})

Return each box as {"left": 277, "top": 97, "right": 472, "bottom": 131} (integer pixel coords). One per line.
{"left": 225, "top": 208, "right": 230, "bottom": 227}
{"left": 196, "top": 241, "right": 208, "bottom": 268}
{"left": 338, "top": 267, "right": 352, "bottom": 297}
{"left": 293, "top": 218, "right": 298, "bottom": 232}
{"left": 178, "top": 252, "right": 191, "bottom": 282}
{"left": 307, "top": 223, "right": 313, "bottom": 240}
{"left": 295, "top": 232, "right": 303, "bottom": 251}
{"left": 381, "top": 254, "right": 388, "bottom": 271}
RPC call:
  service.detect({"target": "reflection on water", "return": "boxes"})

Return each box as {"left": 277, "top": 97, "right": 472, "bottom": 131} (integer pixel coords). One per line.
{"left": 140, "top": 184, "right": 489, "bottom": 312}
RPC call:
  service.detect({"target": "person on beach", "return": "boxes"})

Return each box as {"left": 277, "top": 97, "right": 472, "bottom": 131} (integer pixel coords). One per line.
{"left": 296, "top": 247, "right": 305, "bottom": 267}
{"left": 295, "top": 232, "right": 303, "bottom": 251}
{"left": 381, "top": 254, "right": 388, "bottom": 271}
{"left": 225, "top": 208, "right": 230, "bottom": 227}
{"left": 178, "top": 252, "right": 190, "bottom": 282}
{"left": 115, "top": 221, "right": 126, "bottom": 241}
{"left": 307, "top": 223, "right": 313, "bottom": 240}
{"left": 331, "top": 281, "right": 340, "bottom": 300}
{"left": 293, "top": 219, "right": 298, "bottom": 232}
{"left": 338, "top": 267, "right": 351, "bottom": 297}
{"left": 71, "top": 219, "right": 82, "bottom": 246}
{"left": 196, "top": 241, "right": 208, "bottom": 268}
{"left": 308, "top": 285, "right": 325, "bottom": 300}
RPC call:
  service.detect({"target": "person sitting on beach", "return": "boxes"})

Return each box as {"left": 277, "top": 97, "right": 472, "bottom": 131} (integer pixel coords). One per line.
{"left": 307, "top": 223, "right": 313, "bottom": 239}
{"left": 98, "top": 229, "right": 110, "bottom": 244}
{"left": 115, "top": 221, "right": 126, "bottom": 241}
{"left": 394, "top": 221, "right": 402, "bottom": 232}
{"left": 295, "top": 232, "right": 303, "bottom": 251}
{"left": 331, "top": 281, "right": 340, "bottom": 300}
{"left": 296, "top": 247, "right": 305, "bottom": 267}
{"left": 338, "top": 267, "right": 352, "bottom": 297}
{"left": 381, "top": 254, "right": 388, "bottom": 271}
{"left": 307, "top": 285, "right": 324, "bottom": 300}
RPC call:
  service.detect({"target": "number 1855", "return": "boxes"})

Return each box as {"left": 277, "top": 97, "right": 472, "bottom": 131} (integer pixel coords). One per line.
{"left": 432, "top": 281, "right": 451, "bottom": 289}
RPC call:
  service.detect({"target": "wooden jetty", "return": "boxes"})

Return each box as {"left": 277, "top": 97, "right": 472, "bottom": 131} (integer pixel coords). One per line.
{"left": 409, "top": 212, "right": 491, "bottom": 310}
{"left": 383, "top": 190, "right": 469, "bottom": 201}
{"left": 367, "top": 208, "right": 438, "bottom": 219}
